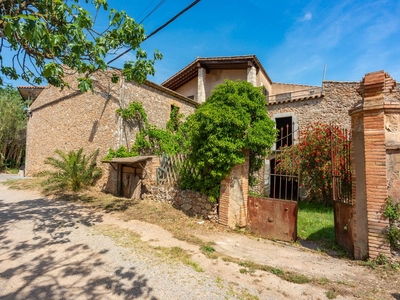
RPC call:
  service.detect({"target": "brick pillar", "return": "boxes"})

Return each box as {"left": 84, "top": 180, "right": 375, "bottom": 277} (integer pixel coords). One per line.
{"left": 350, "top": 71, "right": 397, "bottom": 259}
{"left": 197, "top": 67, "right": 206, "bottom": 103}
{"left": 219, "top": 151, "right": 249, "bottom": 228}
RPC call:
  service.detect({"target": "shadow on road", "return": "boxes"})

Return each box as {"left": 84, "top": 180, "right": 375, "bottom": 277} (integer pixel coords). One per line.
{"left": 0, "top": 196, "right": 157, "bottom": 300}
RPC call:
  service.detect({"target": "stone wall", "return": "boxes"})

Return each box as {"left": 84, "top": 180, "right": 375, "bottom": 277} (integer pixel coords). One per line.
{"left": 105, "top": 155, "right": 218, "bottom": 222}
{"left": 143, "top": 186, "right": 218, "bottom": 222}
{"left": 25, "top": 71, "right": 197, "bottom": 190}
{"left": 268, "top": 81, "right": 362, "bottom": 129}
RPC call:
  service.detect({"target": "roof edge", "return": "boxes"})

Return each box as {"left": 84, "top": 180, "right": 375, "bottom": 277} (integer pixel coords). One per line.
{"left": 143, "top": 79, "right": 199, "bottom": 106}
{"left": 161, "top": 55, "right": 272, "bottom": 88}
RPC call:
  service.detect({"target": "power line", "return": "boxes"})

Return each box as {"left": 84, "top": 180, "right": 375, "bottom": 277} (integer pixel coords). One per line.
{"left": 107, "top": 0, "right": 201, "bottom": 66}
{"left": 145, "top": 0, "right": 200, "bottom": 40}
{"left": 139, "top": 0, "right": 167, "bottom": 24}
{"left": 136, "top": 0, "right": 158, "bottom": 22}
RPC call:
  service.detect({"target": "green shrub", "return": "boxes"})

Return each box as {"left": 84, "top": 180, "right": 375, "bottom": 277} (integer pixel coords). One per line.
{"left": 0, "top": 86, "right": 27, "bottom": 171}
{"left": 43, "top": 148, "right": 102, "bottom": 192}
{"left": 276, "top": 123, "right": 351, "bottom": 205}
{"left": 180, "top": 80, "right": 276, "bottom": 201}
{"left": 383, "top": 196, "right": 400, "bottom": 250}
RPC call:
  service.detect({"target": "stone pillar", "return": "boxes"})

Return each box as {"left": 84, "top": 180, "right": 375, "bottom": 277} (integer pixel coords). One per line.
{"left": 350, "top": 71, "right": 397, "bottom": 259}
{"left": 247, "top": 65, "right": 257, "bottom": 86}
{"left": 197, "top": 67, "right": 206, "bottom": 103}
{"left": 219, "top": 151, "right": 249, "bottom": 228}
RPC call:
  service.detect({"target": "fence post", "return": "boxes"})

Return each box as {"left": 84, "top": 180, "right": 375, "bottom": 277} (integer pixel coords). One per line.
{"left": 349, "top": 71, "right": 397, "bottom": 259}
{"left": 219, "top": 150, "right": 249, "bottom": 228}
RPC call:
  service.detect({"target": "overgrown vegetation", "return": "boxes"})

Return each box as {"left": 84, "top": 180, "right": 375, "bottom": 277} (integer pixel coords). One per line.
{"left": 104, "top": 102, "right": 189, "bottom": 160}
{"left": 276, "top": 123, "right": 351, "bottom": 205}
{"left": 43, "top": 148, "right": 102, "bottom": 192}
{"left": 0, "top": 0, "right": 161, "bottom": 90}
{"left": 0, "top": 86, "right": 27, "bottom": 171}
{"left": 106, "top": 81, "right": 276, "bottom": 203}
{"left": 362, "top": 254, "right": 400, "bottom": 270}
{"left": 383, "top": 196, "right": 400, "bottom": 251}
{"left": 180, "top": 80, "right": 276, "bottom": 201}
{"left": 226, "top": 259, "right": 311, "bottom": 284}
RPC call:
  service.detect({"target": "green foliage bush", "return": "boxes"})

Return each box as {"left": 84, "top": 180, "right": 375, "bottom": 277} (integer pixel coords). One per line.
{"left": 106, "top": 82, "right": 276, "bottom": 203}
{"left": 276, "top": 123, "right": 351, "bottom": 205}
{"left": 43, "top": 148, "right": 102, "bottom": 192}
{"left": 0, "top": 86, "right": 27, "bottom": 171}
{"left": 383, "top": 196, "right": 400, "bottom": 250}
{"left": 180, "top": 80, "right": 276, "bottom": 201}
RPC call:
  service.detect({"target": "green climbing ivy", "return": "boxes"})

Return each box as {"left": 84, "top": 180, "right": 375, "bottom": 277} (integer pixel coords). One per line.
{"left": 104, "top": 102, "right": 189, "bottom": 160}
{"left": 384, "top": 196, "right": 400, "bottom": 250}
{"left": 180, "top": 80, "right": 276, "bottom": 202}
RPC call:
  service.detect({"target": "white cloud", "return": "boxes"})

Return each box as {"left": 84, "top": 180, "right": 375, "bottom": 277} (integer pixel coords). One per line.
{"left": 302, "top": 12, "right": 312, "bottom": 21}
{"left": 265, "top": 1, "right": 400, "bottom": 84}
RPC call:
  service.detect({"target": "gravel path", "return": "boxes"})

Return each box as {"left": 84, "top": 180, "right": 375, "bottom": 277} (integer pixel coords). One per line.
{"left": 1, "top": 176, "right": 399, "bottom": 300}
{"left": 0, "top": 184, "right": 231, "bottom": 300}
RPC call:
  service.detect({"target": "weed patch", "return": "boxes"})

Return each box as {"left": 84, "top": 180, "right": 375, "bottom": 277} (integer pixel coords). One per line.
{"left": 361, "top": 254, "right": 400, "bottom": 270}
{"left": 326, "top": 290, "right": 337, "bottom": 299}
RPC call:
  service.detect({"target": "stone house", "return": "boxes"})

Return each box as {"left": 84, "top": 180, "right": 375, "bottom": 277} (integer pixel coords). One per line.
{"left": 23, "top": 70, "right": 197, "bottom": 195}
{"left": 22, "top": 55, "right": 400, "bottom": 199}
{"left": 161, "top": 55, "right": 365, "bottom": 133}
{"left": 160, "top": 55, "right": 369, "bottom": 196}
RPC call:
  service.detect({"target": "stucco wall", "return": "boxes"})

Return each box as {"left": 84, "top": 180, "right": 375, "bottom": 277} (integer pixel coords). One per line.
{"left": 205, "top": 69, "right": 247, "bottom": 98}
{"left": 174, "top": 77, "right": 197, "bottom": 100}
{"left": 257, "top": 71, "right": 272, "bottom": 94}
{"left": 271, "top": 83, "right": 319, "bottom": 95}
{"left": 267, "top": 81, "right": 362, "bottom": 129}
{"left": 25, "top": 71, "right": 197, "bottom": 188}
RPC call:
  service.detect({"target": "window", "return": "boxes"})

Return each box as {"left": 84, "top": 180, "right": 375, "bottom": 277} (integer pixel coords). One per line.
{"left": 275, "top": 116, "right": 293, "bottom": 149}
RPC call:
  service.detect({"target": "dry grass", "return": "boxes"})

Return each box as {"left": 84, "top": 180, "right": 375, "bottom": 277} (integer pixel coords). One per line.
{"left": 95, "top": 224, "right": 203, "bottom": 272}
{"left": 3, "top": 177, "right": 44, "bottom": 191}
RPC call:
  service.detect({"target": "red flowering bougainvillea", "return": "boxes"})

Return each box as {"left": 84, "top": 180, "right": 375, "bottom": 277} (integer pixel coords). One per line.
{"left": 276, "top": 122, "right": 351, "bottom": 205}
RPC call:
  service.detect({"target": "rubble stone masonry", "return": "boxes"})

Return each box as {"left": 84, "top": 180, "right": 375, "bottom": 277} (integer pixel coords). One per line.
{"left": 26, "top": 71, "right": 197, "bottom": 191}
{"left": 268, "top": 81, "right": 362, "bottom": 129}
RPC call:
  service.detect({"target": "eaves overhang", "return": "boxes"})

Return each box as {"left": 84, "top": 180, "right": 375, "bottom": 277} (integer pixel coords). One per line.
{"left": 162, "top": 55, "right": 272, "bottom": 91}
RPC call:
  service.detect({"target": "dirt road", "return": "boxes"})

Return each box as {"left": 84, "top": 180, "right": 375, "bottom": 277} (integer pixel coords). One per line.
{"left": 0, "top": 180, "right": 399, "bottom": 299}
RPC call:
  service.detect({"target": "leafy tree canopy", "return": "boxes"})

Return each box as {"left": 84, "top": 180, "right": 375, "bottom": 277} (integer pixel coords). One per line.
{"left": 0, "top": 85, "right": 26, "bottom": 170}
{"left": 181, "top": 80, "right": 276, "bottom": 201}
{"left": 0, "top": 0, "right": 162, "bottom": 91}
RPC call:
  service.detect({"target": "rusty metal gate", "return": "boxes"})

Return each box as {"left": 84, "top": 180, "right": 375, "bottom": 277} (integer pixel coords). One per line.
{"left": 248, "top": 121, "right": 299, "bottom": 242}
{"left": 330, "top": 125, "right": 354, "bottom": 254}
{"left": 248, "top": 123, "right": 353, "bottom": 245}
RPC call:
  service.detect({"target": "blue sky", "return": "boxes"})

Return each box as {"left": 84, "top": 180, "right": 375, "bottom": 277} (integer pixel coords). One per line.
{"left": 5, "top": 0, "right": 400, "bottom": 87}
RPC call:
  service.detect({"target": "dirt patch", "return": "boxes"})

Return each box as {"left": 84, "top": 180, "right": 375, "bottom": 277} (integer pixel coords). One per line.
{"left": 2, "top": 179, "right": 400, "bottom": 299}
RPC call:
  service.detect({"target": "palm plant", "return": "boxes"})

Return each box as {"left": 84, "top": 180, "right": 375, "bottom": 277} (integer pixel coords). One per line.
{"left": 43, "top": 148, "right": 102, "bottom": 192}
